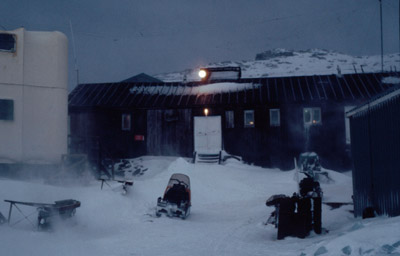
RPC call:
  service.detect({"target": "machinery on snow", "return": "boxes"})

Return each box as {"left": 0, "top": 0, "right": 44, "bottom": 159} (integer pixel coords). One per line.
{"left": 266, "top": 152, "right": 324, "bottom": 240}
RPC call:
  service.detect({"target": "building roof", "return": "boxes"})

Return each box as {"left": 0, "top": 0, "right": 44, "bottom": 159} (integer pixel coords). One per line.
{"left": 69, "top": 72, "right": 399, "bottom": 110}
{"left": 347, "top": 79, "right": 400, "bottom": 118}
{"left": 121, "top": 73, "right": 163, "bottom": 83}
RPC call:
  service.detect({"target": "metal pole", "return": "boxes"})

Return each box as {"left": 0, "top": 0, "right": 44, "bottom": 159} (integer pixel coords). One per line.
{"left": 380, "top": 0, "right": 384, "bottom": 72}
{"left": 69, "top": 20, "right": 80, "bottom": 87}
{"left": 7, "top": 203, "right": 13, "bottom": 224}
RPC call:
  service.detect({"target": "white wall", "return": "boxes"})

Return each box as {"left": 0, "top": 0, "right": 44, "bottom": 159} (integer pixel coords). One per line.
{"left": 0, "top": 28, "right": 68, "bottom": 164}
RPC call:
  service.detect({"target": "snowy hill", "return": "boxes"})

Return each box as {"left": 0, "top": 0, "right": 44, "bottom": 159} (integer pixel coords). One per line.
{"left": 154, "top": 49, "right": 400, "bottom": 82}
{"left": 1, "top": 156, "right": 399, "bottom": 256}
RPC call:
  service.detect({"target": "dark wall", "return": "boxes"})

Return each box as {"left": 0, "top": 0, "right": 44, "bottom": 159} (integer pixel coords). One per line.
{"left": 350, "top": 96, "right": 400, "bottom": 217}
{"left": 70, "top": 101, "right": 354, "bottom": 171}
{"left": 293, "top": 102, "right": 351, "bottom": 170}
{"left": 147, "top": 109, "right": 193, "bottom": 157}
{"left": 69, "top": 108, "right": 147, "bottom": 163}
{"left": 222, "top": 103, "right": 352, "bottom": 170}
{"left": 222, "top": 105, "right": 288, "bottom": 168}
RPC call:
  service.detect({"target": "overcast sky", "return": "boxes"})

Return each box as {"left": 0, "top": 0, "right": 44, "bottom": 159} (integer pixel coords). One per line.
{"left": 1, "top": 0, "right": 399, "bottom": 90}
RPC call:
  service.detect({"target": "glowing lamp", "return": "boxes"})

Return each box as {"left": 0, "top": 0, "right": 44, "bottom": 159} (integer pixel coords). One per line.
{"left": 198, "top": 69, "right": 207, "bottom": 79}
{"left": 204, "top": 108, "right": 209, "bottom": 116}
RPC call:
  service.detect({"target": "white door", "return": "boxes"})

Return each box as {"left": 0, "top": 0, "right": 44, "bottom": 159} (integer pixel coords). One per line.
{"left": 194, "top": 116, "right": 222, "bottom": 154}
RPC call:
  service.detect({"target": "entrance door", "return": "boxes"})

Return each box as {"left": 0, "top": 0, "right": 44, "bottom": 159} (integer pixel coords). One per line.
{"left": 194, "top": 116, "right": 222, "bottom": 154}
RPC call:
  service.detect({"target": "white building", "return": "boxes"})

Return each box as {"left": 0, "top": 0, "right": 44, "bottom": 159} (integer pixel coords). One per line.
{"left": 0, "top": 28, "right": 68, "bottom": 165}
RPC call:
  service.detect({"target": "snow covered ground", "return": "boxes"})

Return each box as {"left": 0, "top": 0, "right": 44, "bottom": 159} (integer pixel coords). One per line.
{"left": 0, "top": 156, "right": 399, "bottom": 256}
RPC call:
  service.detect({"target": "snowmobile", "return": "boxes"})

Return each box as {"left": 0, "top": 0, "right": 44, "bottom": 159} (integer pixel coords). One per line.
{"left": 298, "top": 152, "right": 322, "bottom": 178}
{"left": 156, "top": 173, "right": 191, "bottom": 219}
{"left": 298, "top": 152, "right": 332, "bottom": 183}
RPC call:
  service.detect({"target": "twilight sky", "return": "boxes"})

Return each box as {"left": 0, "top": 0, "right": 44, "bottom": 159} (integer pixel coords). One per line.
{"left": 1, "top": 0, "right": 399, "bottom": 90}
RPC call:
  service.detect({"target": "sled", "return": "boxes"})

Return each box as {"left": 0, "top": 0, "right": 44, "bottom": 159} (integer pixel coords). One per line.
{"left": 3, "top": 199, "right": 80, "bottom": 229}
{"left": 156, "top": 173, "right": 191, "bottom": 219}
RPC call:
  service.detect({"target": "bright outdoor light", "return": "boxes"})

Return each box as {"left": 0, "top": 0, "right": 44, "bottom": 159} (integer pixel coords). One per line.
{"left": 204, "top": 108, "right": 209, "bottom": 116}
{"left": 198, "top": 69, "right": 207, "bottom": 79}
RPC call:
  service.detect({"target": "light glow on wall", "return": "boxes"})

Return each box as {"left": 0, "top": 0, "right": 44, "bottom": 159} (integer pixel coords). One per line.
{"left": 204, "top": 108, "right": 209, "bottom": 116}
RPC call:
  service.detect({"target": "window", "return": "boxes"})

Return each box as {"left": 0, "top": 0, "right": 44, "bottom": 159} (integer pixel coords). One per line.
{"left": 164, "top": 110, "right": 178, "bottom": 122}
{"left": 303, "top": 107, "right": 321, "bottom": 126}
{"left": 225, "top": 111, "right": 234, "bottom": 128}
{"left": 0, "top": 33, "right": 16, "bottom": 52}
{"left": 270, "top": 109, "right": 280, "bottom": 127}
{"left": 244, "top": 110, "right": 255, "bottom": 127}
{"left": 121, "top": 114, "right": 131, "bottom": 131}
{"left": 0, "top": 99, "right": 14, "bottom": 120}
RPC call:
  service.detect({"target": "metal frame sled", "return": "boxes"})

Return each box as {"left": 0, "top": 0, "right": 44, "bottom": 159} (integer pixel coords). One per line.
{"left": 4, "top": 199, "right": 81, "bottom": 230}
{"left": 156, "top": 173, "right": 191, "bottom": 219}
{"left": 0, "top": 211, "right": 6, "bottom": 225}
{"left": 99, "top": 177, "right": 133, "bottom": 195}
{"left": 98, "top": 158, "right": 134, "bottom": 195}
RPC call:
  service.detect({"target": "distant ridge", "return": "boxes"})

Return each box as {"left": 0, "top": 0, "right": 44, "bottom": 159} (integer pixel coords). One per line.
{"left": 154, "top": 49, "right": 400, "bottom": 82}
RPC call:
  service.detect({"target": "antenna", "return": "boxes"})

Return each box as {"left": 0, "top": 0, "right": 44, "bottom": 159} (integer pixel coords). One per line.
{"left": 69, "top": 20, "right": 80, "bottom": 87}
{"left": 379, "top": 0, "right": 384, "bottom": 72}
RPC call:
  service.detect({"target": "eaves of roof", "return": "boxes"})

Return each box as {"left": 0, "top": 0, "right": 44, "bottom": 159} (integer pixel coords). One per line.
{"left": 68, "top": 72, "right": 398, "bottom": 109}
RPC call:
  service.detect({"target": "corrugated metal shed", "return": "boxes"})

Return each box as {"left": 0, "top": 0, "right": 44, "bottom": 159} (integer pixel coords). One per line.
{"left": 347, "top": 79, "right": 400, "bottom": 217}
{"left": 69, "top": 73, "right": 394, "bottom": 109}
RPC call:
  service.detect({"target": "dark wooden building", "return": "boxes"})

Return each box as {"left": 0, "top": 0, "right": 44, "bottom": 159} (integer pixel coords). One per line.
{"left": 347, "top": 82, "right": 400, "bottom": 217}
{"left": 68, "top": 72, "right": 398, "bottom": 170}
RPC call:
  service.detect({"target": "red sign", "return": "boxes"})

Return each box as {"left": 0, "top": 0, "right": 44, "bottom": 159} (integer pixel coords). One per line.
{"left": 134, "top": 135, "right": 145, "bottom": 141}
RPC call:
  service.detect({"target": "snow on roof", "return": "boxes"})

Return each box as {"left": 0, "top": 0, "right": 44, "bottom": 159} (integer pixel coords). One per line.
{"left": 154, "top": 49, "right": 400, "bottom": 82}
{"left": 382, "top": 76, "right": 400, "bottom": 84}
{"left": 129, "top": 82, "right": 259, "bottom": 95}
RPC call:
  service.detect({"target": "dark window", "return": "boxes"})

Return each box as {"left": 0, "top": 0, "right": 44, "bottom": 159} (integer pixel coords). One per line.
{"left": 244, "top": 110, "right": 255, "bottom": 127}
{"left": 0, "top": 99, "right": 14, "bottom": 120}
{"left": 0, "top": 33, "right": 16, "bottom": 52}
{"left": 121, "top": 114, "right": 131, "bottom": 131}
{"left": 270, "top": 109, "right": 280, "bottom": 127}
{"left": 164, "top": 110, "right": 179, "bottom": 122}
{"left": 225, "top": 110, "right": 234, "bottom": 128}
